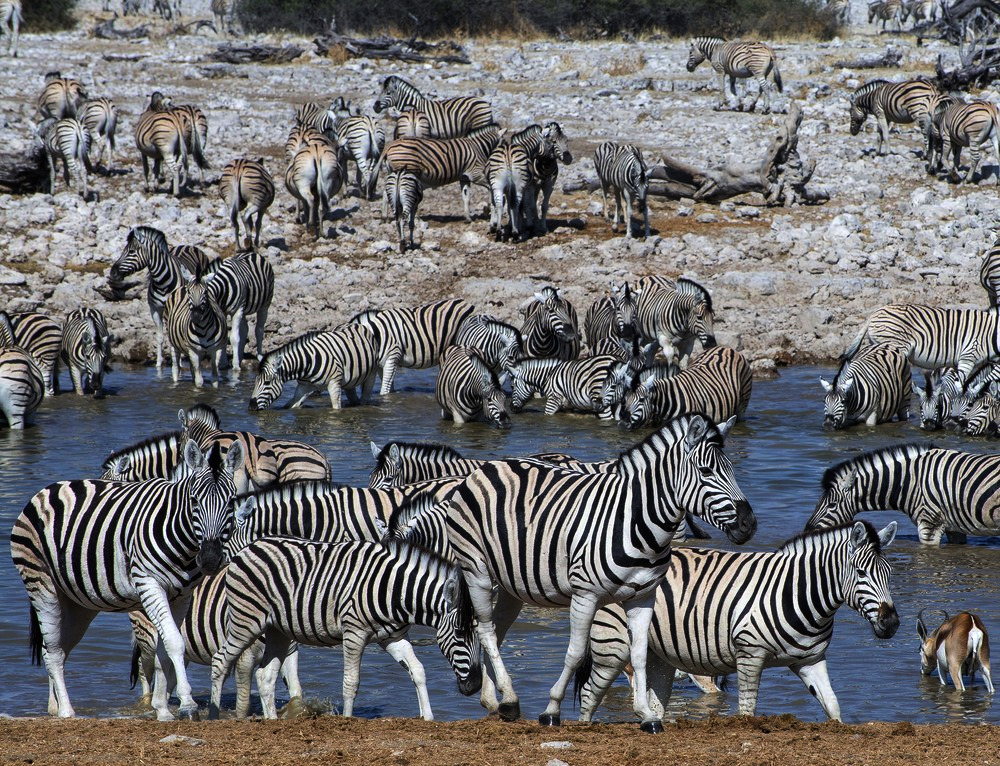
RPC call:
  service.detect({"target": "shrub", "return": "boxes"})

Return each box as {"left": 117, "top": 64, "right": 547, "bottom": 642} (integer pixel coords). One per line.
{"left": 23, "top": 0, "right": 77, "bottom": 32}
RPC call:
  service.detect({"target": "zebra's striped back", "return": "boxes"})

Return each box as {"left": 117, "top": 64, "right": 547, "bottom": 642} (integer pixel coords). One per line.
{"left": 849, "top": 79, "right": 938, "bottom": 136}
{"left": 635, "top": 276, "right": 716, "bottom": 367}
{"left": 369, "top": 440, "right": 483, "bottom": 488}
{"left": 37, "top": 74, "right": 87, "bottom": 119}
{"left": 487, "top": 140, "right": 532, "bottom": 242}
{"left": 394, "top": 109, "right": 432, "bottom": 139}
{"left": 60, "top": 307, "right": 112, "bottom": 396}
{"left": 334, "top": 114, "right": 385, "bottom": 198}
{"left": 453, "top": 314, "right": 523, "bottom": 373}
{"left": 384, "top": 169, "right": 423, "bottom": 253}
{"left": 100, "top": 430, "right": 187, "bottom": 482}
{"left": 519, "top": 286, "right": 580, "bottom": 360}
{"left": 1, "top": 0, "right": 22, "bottom": 57}
{"left": 374, "top": 75, "right": 493, "bottom": 138}
{"left": 285, "top": 141, "right": 343, "bottom": 234}
{"left": 41, "top": 117, "right": 90, "bottom": 198}
{"left": 220, "top": 158, "right": 275, "bottom": 249}
{"left": 686, "top": 37, "right": 782, "bottom": 112}
{"left": 382, "top": 124, "right": 501, "bottom": 188}
{"left": 820, "top": 344, "right": 910, "bottom": 428}
{"left": 285, "top": 123, "right": 332, "bottom": 160}
{"left": 6, "top": 311, "right": 61, "bottom": 396}
{"left": 578, "top": 522, "right": 898, "bottom": 721}
{"left": 0, "top": 348, "right": 44, "bottom": 428}
{"left": 134, "top": 93, "right": 188, "bottom": 195}
{"left": 436, "top": 346, "right": 511, "bottom": 428}
{"left": 980, "top": 236, "right": 1000, "bottom": 307}
{"left": 79, "top": 97, "right": 118, "bottom": 169}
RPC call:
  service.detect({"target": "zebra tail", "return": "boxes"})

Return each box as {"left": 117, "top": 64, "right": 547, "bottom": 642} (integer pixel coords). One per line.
{"left": 129, "top": 641, "right": 141, "bottom": 689}
{"left": 572, "top": 646, "right": 594, "bottom": 708}
{"left": 191, "top": 120, "right": 209, "bottom": 170}
{"left": 772, "top": 58, "right": 783, "bottom": 93}
{"left": 29, "top": 605, "right": 43, "bottom": 666}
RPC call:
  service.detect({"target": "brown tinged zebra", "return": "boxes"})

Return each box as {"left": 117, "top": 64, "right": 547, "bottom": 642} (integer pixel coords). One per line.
{"left": 172, "top": 102, "right": 209, "bottom": 183}
{"left": 384, "top": 169, "right": 423, "bottom": 253}
{"left": 848, "top": 79, "right": 939, "bottom": 156}
{"left": 1, "top": 0, "right": 21, "bottom": 57}
{"left": 164, "top": 265, "right": 227, "bottom": 387}
{"left": 686, "top": 37, "right": 783, "bottom": 114}
{"left": 39, "top": 117, "right": 91, "bottom": 199}
{"left": 486, "top": 140, "right": 532, "bottom": 242}
{"left": 285, "top": 141, "right": 343, "bottom": 237}
{"left": 0, "top": 347, "right": 44, "bottom": 428}
{"left": 285, "top": 123, "right": 332, "bottom": 161}
{"left": 635, "top": 276, "right": 716, "bottom": 368}
{"left": 210, "top": 0, "right": 231, "bottom": 33}
{"left": 932, "top": 100, "right": 1000, "bottom": 184}
{"left": 394, "top": 109, "right": 432, "bottom": 139}
{"left": 134, "top": 91, "right": 188, "bottom": 196}
{"left": 594, "top": 141, "right": 649, "bottom": 239}
{"left": 60, "top": 307, "right": 112, "bottom": 397}
{"left": 79, "top": 97, "right": 119, "bottom": 171}
{"left": 37, "top": 72, "right": 87, "bottom": 119}
{"left": 373, "top": 75, "right": 493, "bottom": 138}
{"left": 868, "top": 0, "right": 902, "bottom": 28}
{"left": 220, "top": 158, "right": 275, "bottom": 250}
{"left": 2, "top": 311, "right": 62, "bottom": 396}
{"left": 436, "top": 346, "right": 511, "bottom": 428}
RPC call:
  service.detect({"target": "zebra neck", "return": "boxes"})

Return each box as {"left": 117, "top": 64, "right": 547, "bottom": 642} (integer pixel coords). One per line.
{"left": 854, "top": 451, "right": 919, "bottom": 513}
{"left": 616, "top": 451, "right": 685, "bottom": 544}
{"left": 784, "top": 530, "right": 854, "bottom": 619}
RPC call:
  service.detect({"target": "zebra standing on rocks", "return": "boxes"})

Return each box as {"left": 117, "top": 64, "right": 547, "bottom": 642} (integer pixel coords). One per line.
{"left": 40, "top": 117, "right": 91, "bottom": 199}
{"left": 0, "top": 0, "right": 22, "bottom": 57}
{"left": 931, "top": 100, "right": 1000, "bottom": 184}
{"left": 519, "top": 286, "right": 581, "bottom": 360}
{"left": 164, "top": 266, "right": 227, "bottom": 387}
{"left": 848, "top": 79, "right": 939, "bottom": 156}
{"left": 820, "top": 344, "right": 911, "bottom": 428}
{"left": 512, "top": 122, "right": 572, "bottom": 235}
{"left": 37, "top": 73, "right": 87, "bottom": 119}
{"left": 332, "top": 109, "right": 385, "bottom": 199}
{"left": 134, "top": 91, "right": 188, "bottom": 196}
{"left": 60, "top": 307, "right": 112, "bottom": 397}
{"left": 384, "top": 169, "right": 423, "bottom": 253}
{"left": 219, "top": 158, "right": 275, "bottom": 250}
{"left": 171, "top": 102, "right": 209, "bottom": 182}
{"left": 594, "top": 141, "right": 649, "bottom": 239}
{"left": 487, "top": 139, "right": 532, "bottom": 242}
{"left": 3, "top": 311, "right": 62, "bottom": 396}
{"left": 201, "top": 248, "right": 274, "bottom": 372}
{"left": 868, "top": 0, "right": 903, "bottom": 29}
{"left": 686, "top": 36, "right": 783, "bottom": 113}
{"left": 79, "top": 97, "right": 119, "bottom": 170}
{"left": 373, "top": 75, "right": 493, "bottom": 138}
{"left": 285, "top": 141, "right": 343, "bottom": 236}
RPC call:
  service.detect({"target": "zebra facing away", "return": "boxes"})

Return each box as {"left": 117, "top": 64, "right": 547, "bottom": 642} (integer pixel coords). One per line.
{"left": 60, "top": 307, "right": 112, "bottom": 396}
{"left": 208, "top": 538, "right": 483, "bottom": 721}
{"left": 0, "top": 348, "right": 45, "bottom": 429}
{"left": 373, "top": 75, "right": 493, "bottom": 139}
{"left": 284, "top": 141, "right": 343, "bottom": 237}
{"left": 848, "top": 79, "right": 939, "bottom": 156}
{"left": 219, "top": 158, "right": 275, "bottom": 250}
{"left": 933, "top": 100, "right": 1000, "bottom": 184}
{"left": 435, "top": 346, "right": 511, "bottom": 428}
{"left": 39, "top": 117, "right": 91, "bottom": 199}
{"left": 1, "top": 0, "right": 22, "bottom": 57}
{"left": 384, "top": 169, "right": 423, "bottom": 253}
{"left": 10, "top": 440, "right": 244, "bottom": 720}
{"left": 79, "top": 97, "right": 119, "bottom": 171}
{"left": 134, "top": 91, "right": 188, "bottom": 196}
{"left": 576, "top": 521, "right": 899, "bottom": 722}
{"left": 686, "top": 37, "right": 783, "bottom": 114}
{"left": 487, "top": 140, "right": 532, "bottom": 242}
{"left": 980, "top": 236, "right": 1000, "bottom": 307}
{"left": 201, "top": 248, "right": 274, "bottom": 372}
{"left": 594, "top": 141, "right": 649, "bottom": 239}
{"left": 820, "top": 343, "right": 911, "bottom": 428}
{"left": 442, "top": 414, "right": 755, "bottom": 731}
{"left": 37, "top": 73, "right": 87, "bottom": 120}
{"left": 806, "top": 443, "right": 1000, "bottom": 545}
{"left": 250, "top": 325, "right": 379, "bottom": 410}
{"left": 5, "top": 311, "right": 62, "bottom": 396}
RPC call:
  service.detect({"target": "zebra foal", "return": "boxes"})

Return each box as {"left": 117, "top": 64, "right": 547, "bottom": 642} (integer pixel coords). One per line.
{"left": 594, "top": 141, "right": 649, "bottom": 239}
{"left": 384, "top": 169, "right": 423, "bottom": 253}
{"left": 220, "top": 158, "right": 275, "bottom": 250}
{"left": 60, "top": 307, "right": 112, "bottom": 396}
{"left": 576, "top": 521, "right": 899, "bottom": 722}
{"left": 686, "top": 37, "right": 783, "bottom": 114}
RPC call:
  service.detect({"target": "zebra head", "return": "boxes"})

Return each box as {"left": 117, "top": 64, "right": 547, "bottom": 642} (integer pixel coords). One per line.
{"left": 820, "top": 372, "right": 855, "bottom": 429}
{"left": 110, "top": 226, "right": 166, "bottom": 284}
{"left": 599, "top": 361, "right": 636, "bottom": 415}
{"left": 249, "top": 352, "right": 284, "bottom": 410}
{"left": 677, "top": 279, "right": 716, "bottom": 350}
{"left": 478, "top": 368, "right": 512, "bottom": 429}
{"left": 148, "top": 90, "right": 173, "bottom": 112}
{"left": 433, "top": 562, "right": 483, "bottom": 698}
{"left": 807, "top": 466, "right": 859, "bottom": 530}
{"left": 533, "top": 286, "right": 578, "bottom": 343}
{"left": 610, "top": 282, "right": 640, "bottom": 341}
{"left": 958, "top": 393, "right": 1000, "bottom": 436}
{"left": 78, "top": 323, "right": 112, "bottom": 397}
{"left": 912, "top": 370, "right": 949, "bottom": 431}
{"left": 368, "top": 442, "right": 402, "bottom": 489}
{"left": 948, "top": 361, "right": 1000, "bottom": 426}
{"left": 374, "top": 75, "right": 412, "bottom": 113}
{"left": 496, "top": 324, "right": 524, "bottom": 373}
{"left": 541, "top": 122, "right": 572, "bottom": 165}
{"left": 667, "top": 414, "right": 755, "bottom": 544}
{"left": 620, "top": 377, "right": 656, "bottom": 430}
{"left": 841, "top": 521, "right": 899, "bottom": 639}
{"left": 685, "top": 37, "right": 722, "bottom": 71}
{"left": 184, "top": 440, "right": 244, "bottom": 576}
{"left": 507, "top": 363, "right": 536, "bottom": 412}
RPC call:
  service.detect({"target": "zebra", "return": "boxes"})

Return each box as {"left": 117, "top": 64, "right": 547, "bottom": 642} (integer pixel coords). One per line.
{"left": 519, "top": 286, "right": 581, "bottom": 360}
{"left": 164, "top": 265, "right": 227, "bottom": 387}
{"left": 0, "top": 348, "right": 45, "bottom": 429}
{"left": 377, "top": 124, "right": 502, "bottom": 223}
{"left": 60, "top": 307, "right": 112, "bottom": 397}
{"left": 285, "top": 141, "right": 343, "bottom": 236}
{"left": 220, "top": 158, "right": 275, "bottom": 250}
{"left": 487, "top": 140, "right": 532, "bottom": 242}
{"left": 594, "top": 141, "right": 649, "bottom": 239}
{"left": 435, "top": 346, "right": 511, "bottom": 428}
{"left": 250, "top": 325, "right": 379, "bottom": 410}
{"left": 453, "top": 314, "right": 523, "bottom": 374}
{"left": 932, "top": 100, "right": 1000, "bottom": 184}
{"left": 806, "top": 443, "right": 1000, "bottom": 545}
{"left": 134, "top": 91, "right": 188, "bottom": 196}
{"left": 3, "top": 311, "right": 62, "bottom": 396}
{"left": 79, "top": 97, "right": 119, "bottom": 170}
{"left": 620, "top": 346, "right": 752, "bottom": 428}
{"left": 394, "top": 109, "right": 432, "bottom": 139}
{"left": 585, "top": 282, "right": 641, "bottom": 348}
{"left": 635, "top": 277, "right": 717, "bottom": 369}
{"left": 980, "top": 236, "right": 1000, "bottom": 307}
{"left": 902, "top": 0, "right": 936, "bottom": 22}
{"left": 848, "top": 79, "right": 939, "bottom": 156}
{"left": 109, "top": 226, "right": 219, "bottom": 370}
{"left": 201, "top": 248, "right": 274, "bottom": 372}
{"left": 100, "top": 430, "right": 188, "bottom": 482}
{"left": 171, "top": 102, "right": 209, "bottom": 182}
{"left": 820, "top": 344, "right": 911, "bottom": 428}
{"left": 825, "top": 0, "right": 850, "bottom": 23}
{"left": 576, "top": 521, "right": 899, "bottom": 722}
{"left": 507, "top": 354, "right": 620, "bottom": 418}
{"left": 333, "top": 112, "right": 385, "bottom": 199}
{"left": 441, "top": 413, "right": 754, "bottom": 731}
{"left": 285, "top": 122, "right": 333, "bottom": 161}
{"left": 0, "top": 0, "right": 21, "bottom": 57}
{"left": 911, "top": 368, "right": 954, "bottom": 430}
{"left": 369, "top": 441, "right": 485, "bottom": 489}
{"left": 39, "top": 117, "right": 91, "bottom": 199}
{"left": 350, "top": 298, "right": 475, "bottom": 395}
{"left": 373, "top": 75, "right": 493, "bottom": 138}
{"left": 939, "top": 359, "right": 1000, "bottom": 425}
{"left": 384, "top": 169, "right": 423, "bottom": 253}
{"left": 10, "top": 440, "right": 244, "bottom": 720}
{"left": 512, "top": 122, "right": 572, "bottom": 235}
{"left": 37, "top": 73, "right": 87, "bottom": 119}
{"left": 958, "top": 392, "right": 1000, "bottom": 436}
{"left": 842, "top": 303, "right": 1000, "bottom": 385}
{"left": 686, "top": 37, "right": 783, "bottom": 114}
{"left": 208, "top": 538, "right": 483, "bottom": 720}
{"left": 506, "top": 357, "right": 562, "bottom": 412}
{"left": 868, "top": 0, "right": 903, "bottom": 28}
{"left": 923, "top": 91, "right": 964, "bottom": 173}
{"left": 210, "top": 0, "right": 232, "bottom": 33}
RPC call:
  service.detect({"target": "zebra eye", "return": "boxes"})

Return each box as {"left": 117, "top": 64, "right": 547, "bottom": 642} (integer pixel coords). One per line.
{"left": 855, "top": 567, "right": 867, "bottom": 579}
{"left": 697, "top": 465, "right": 712, "bottom": 477}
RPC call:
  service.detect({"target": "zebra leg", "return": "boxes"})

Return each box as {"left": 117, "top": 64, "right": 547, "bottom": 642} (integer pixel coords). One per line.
{"left": 69, "top": 364, "right": 84, "bottom": 396}
{"left": 326, "top": 368, "right": 344, "bottom": 409}
{"left": 360, "top": 370, "right": 376, "bottom": 405}
{"left": 340, "top": 631, "right": 370, "bottom": 717}
{"left": 210, "top": 607, "right": 269, "bottom": 719}
{"left": 255, "top": 654, "right": 282, "bottom": 719}
{"left": 791, "top": 660, "right": 841, "bottom": 721}
{"left": 279, "top": 648, "right": 304, "bottom": 707}
{"left": 539, "top": 593, "right": 603, "bottom": 727}
{"left": 152, "top": 306, "right": 165, "bottom": 371}
{"left": 734, "top": 653, "right": 767, "bottom": 716}
{"left": 479, "top": 591, "right": 525, "bottom": 715}
{"left": 229, "top": 308, "right": 245, "bottom": 372}
{"left": 916, "top": 519, "right": 945, "bottom": 545}
{"left": 380, "top": 349, "right": 402, "bottom": 395}
{"left": 252, "top": 308, "right": 268, "bottom": 362}
{"left": 170, "top": 345, "right": 181, "bottom": 384}
{"left": 233, "top": 646, "right": 258, "bottom": 718}
{"left": 966, "top": 143, "right": 981, "bottom": 183}
{"left": 611, "top": 187, "right": 622, "bottom": 233}
{"left": 34, "top": 596, "right": 98, "bottom": 717}
{"left": 876, "top": 114, "right": 891, "bottom": 156}
{"left": 576, "top": 625, "right": 631, "bottom": 723}
{"left": 187, "top": 349, "right": 205, "bottom": 388}
{"left": 141, "top": 588, "right": 198, "bottom": 719}
{"left": 381, "top": 637, "right": 433, "bottom": 720}
{"left": 625, "top": 191, "right": 635, "bottom": 239}
{"left": 255, "top": 631, "right": 294, "bottom": 719}
{"left": 286, "top": 382, "right": 317, "bottom": 409}
{"left": 645, "top": 652, "right": 678, "bottom": 721}
{"left": 600, "top": 180, "right": 610, "bottom": 219}
{"left": 461, "top": 178, "right": 473, "bottom": 223}
{"left": 623, "top": 595, "right": 661, "bottom": 731}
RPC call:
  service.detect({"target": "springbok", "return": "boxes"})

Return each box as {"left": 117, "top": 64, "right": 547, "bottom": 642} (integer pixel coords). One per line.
{"left": 917, "top": 609, "right": 994, "bottom": 693}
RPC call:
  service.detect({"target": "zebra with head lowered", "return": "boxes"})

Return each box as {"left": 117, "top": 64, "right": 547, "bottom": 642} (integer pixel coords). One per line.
{"left": 373, "top": 75, "right": 493, "bottom": 139}
{"left": 820, "top": 343, "right": 911, "bottom": 428}
{"left": 594, "top": 141, "right": 649, "bottom": 239}
{"left": 442, "top": 414, "right": 755, "bottom": 731}
{"left": 519, "top": 286, "right": 581, "bottom": 360}
{"left": 453, "top": 314, "right": 523, "bottom": 374}
{"left": 807, "top": 444, "right": 1000, "bottom": 545}
{"left": 10, "top": 440, "right": 244, "bottom": 720}
{"left": 635, "top": 276, "right": 716, "bottom": 368}
{"left": 60, "top": 307, "right": 112, "bottom": 396}
{"left": 931, "top": 100, "right": 1000, "bottom": 184}
{"left": 576, "top": 521, "right": 899, "bottom": 722}
{"left": 350, "top": 298, "right": 475, "bottom": 395}
{"left": 209, "top": 538, "right": 483, "bottom": 721}
{"left": 848, "top": 79, "right": 939, "bottom": 156}
{"left": 686, "top": 37, "right": 783, "bottom": 114}
{"left": 436, "top": 346, "right": 511, "bottom": 428}
{"left": 0, "top": 346, "right": 45, "bottom": 429}
{"left": 3, "top": 311, "right": 62, "bottom": 396}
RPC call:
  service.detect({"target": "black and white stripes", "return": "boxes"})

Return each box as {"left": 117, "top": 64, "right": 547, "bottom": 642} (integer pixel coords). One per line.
{"left": 374, "top": 75, "right": 493, "bottom": 139}
{"left": 594, "top": 141, "right": 649, "bottom": 239}
{"left": 686, "top": 36, "right": 783, "bottom": 114}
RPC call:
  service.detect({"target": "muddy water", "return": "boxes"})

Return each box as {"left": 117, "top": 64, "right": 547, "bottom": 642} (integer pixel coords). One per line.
{"left": 1, "top": 364, "right": 997, "bottom": 724}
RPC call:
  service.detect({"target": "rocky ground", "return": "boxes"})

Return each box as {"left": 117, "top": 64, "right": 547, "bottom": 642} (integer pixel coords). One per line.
{"left": 3, "top": 2, "right": 997, "bottom": 376}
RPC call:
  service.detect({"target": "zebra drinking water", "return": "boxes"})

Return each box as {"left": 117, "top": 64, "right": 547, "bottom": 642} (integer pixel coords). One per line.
{"left": 0, "top": 347, "right": 44, "bottom": 429}
{"left": 435, "top": 346, "right": 511, "bottom": 428}
{"left": 3, "top": 311, "right": 62, "bottom": 396}
{"left": 820, "top": 344, "right": 911, "bottom": 428}
{"left": 60, "top": 307, "right": 112, "bottom": 396}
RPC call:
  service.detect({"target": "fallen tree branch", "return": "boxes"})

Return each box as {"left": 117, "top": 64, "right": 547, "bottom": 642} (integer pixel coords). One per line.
{"left": 832, "top": 48, "right": 903, "bottom": 69}
{"left": 171, "top": 19, "right": 217, "bottom": 35}
{"left": 209, "top": 43, "right": 305, "bottom": 64}
{"left": 92, "top": 17, "right": 149, "bottom": 39}
{"left": 313, "top": 29, "right": 470, "bottom": 64}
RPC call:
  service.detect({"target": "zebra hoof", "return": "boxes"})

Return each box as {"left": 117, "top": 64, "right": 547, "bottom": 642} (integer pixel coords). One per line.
{"left": 498, "top": 701, "right": 521, "bottom": 721}
{"left": 640, "top": 718, "right": 664, "bottom": 734}
{"left": 538, "top": 713, "right": 561, "bottom": 726}
{"left": 179, "top": 706, "right": 200, "bottom": 721}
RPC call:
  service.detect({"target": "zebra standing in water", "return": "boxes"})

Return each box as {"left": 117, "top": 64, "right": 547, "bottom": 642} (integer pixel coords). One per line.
{"left": 3, "top": 311, "right": 62, "bottom": 396}
{"left": 209, "top": 538, "right": 483, "bottom": 721}
{"left": 219, "top": 158, "right": 275, "bottom": 250}
{"left": 134, "top": 91, "right": 188, "bottom": 196}
{"left": 109, "top": 226, "right": 218, "bottom": 370}
{"left": 384, "top": 169, "right": 423, "bottom": 253}
{"left": 164, "top": 265, "right": 227, "bottom": 387}
{"left": 594, "top": 142, "right": 649, "bottom": 239}
{"left": 442, "top": 414, "right": 754, "bottom": 731}
{"left": 635, "top": 276, "right": 717, "bottom": 368}
{"left": 435, "top": 346, "right": 511, "bottom": 428}
{"left": 250, "top": 324, "right": 379, "bottom": 409}
{"left": 979, "top": 236, "right": 1000, "bottom": 307}
{"left": 369, "top": 441, "right": 486, "bottom": 489}
{"left": 519, "top": 286, "right": 581, "bottom": 360}
{"left": 373, "top": 75, "right": 493, "bottom": 138}
{"left": 848, "top": 79, "right": 939, "bottom": 156}
{"left": 584, "top": 282, "right": 641, "bottom": 348}
{"left": 931, "top": 100, "right": 1000, "bottom": 184}
{"left": 807, "top": 444, "right": 1000, "bottom": 544}
{"left": 37, "top": 73, "right": 87, "bottom": 119}
{"left": 0, "top": 347, "right": 45, "bottom": 428}
{"left": 453, "top": 314, "right": 523, "bottom": 373}
{"left": 487, "top": 139, "right": 532, "bottom": 242}
{"left": 10, "top": 441, "right": 243, "bottom": 720}
{"left": 686, "top": 37, "right": 783, "bottom": 113}
{"left": 39, "top": 117, "right": 91, "bottom": 199}
{"left": 79, "top": 97, "right": 119, "bottom": 170}
{"left": 576, "top": 521, "right": 899, "bottom": 722}
{"left": 1, "top": 0, "right": 22, "bottom": 57}
{"left": 820, "top": 344, "right": 911, "bottom": 428}
{"left": 201, "top": 248, "right": 274, "bottom": 371}
{"left": 350, "top": 298, "right": 475, "bottom": 394}
{"left": 60, "top": 307, "right": 112, "bottom": 396}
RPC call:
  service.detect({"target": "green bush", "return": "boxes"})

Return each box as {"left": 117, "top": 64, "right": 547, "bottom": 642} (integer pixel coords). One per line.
{"left": 23, "top": 0, "right": 77, "bottom": 32}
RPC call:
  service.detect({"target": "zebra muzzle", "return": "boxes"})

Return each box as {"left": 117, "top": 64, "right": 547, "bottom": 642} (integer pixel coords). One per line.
{"left": 197, "top": 539, "right": 225, "bottom": 575}
{"left": 873, "top": 603, "right": 900, "bottom": 639}
{"left": 457, "top": 662, "right": 483, "bottom": 696}
{"left": 724, "top": 501, "right": 757, "bottom": 544}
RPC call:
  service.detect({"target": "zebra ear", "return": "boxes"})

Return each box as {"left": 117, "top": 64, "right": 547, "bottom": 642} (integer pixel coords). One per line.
{"left": 442, "top": 573, "right": 460, "bottom": 611}
{"left": 111, "top": 453, "right": 131, "bottom": 477}
{"left": 683, "top": 415, "right": 709, "bottom": 453}
{"left": 178, "top": 408, "right": 189, "bottom": 429}
{"left": 178, "top": 263, "right": 195, "bottom": 283}
{"left": 848, "top": 521, "right": 868, "bottom": 553}
{"left": 388, "top": 443, "right": 400, "bottom": 464}
{"left": 235, "top": 496, "right": 256, "bottom": 524}
{"left": 820, "top": 377, "right": 833, "bottom": 393}
{"left": 370, "top": 441, "right": 382, "bottom": 459}
{"left": 877, "top": 521, "right": 897, "bottom": 549}
{"left": 183, "top": 440, "right": 206, "bottom": 472}
{"left": 715, "top": 416, "right": 736, "bottom": 438}
{"left": 373, "top": 517, "right": 389, "bottom": 540}
{"left": 224, "top": 441, "right": 245, "bottom": 475}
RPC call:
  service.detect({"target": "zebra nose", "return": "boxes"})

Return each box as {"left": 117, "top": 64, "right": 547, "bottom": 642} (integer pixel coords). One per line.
{"left": 197, "top": 539, "right": 225, "bottom": 576}
{"left": 874, "top": 603, "right": 900, "bottom": 639}
{"left": 823, "top": 416, "right": 837, "bottom": 429}
{"left": 725, "top": 501, "right": 756, "bottom": 544}
{"left": 248, "top": 399, "right": 260, "bottom": 411}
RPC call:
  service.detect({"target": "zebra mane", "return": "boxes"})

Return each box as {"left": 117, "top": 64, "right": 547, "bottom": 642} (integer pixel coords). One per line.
{"left": 617, "top": 413, "right": 724, "bottom": 465}
{"left": 851, "top": 79, "right": 890, "bottom": 103}
{"left": 257, "top": 330, "right": 328, "bottom": 372}
{"left": 101, "top": 430, "right": 183, "bottom": 471}
{"left": 380, "top": 440, "right": 466, "bottom": 463}
{"left": 127, "top": 225, "right": 167, "bottom": 252}
{"left": 237, "top": 479, "right": 348, "bottom": 506}
{"left": 820, "top": 443, "right": 933, "bottom": 492}
{"left": 777, "top": 519, "right": 883, "bottom": 555}
{"left": 349, "top": 308, "right": 380, "bottom": 323}
{"left": 387, "top": 490, "right": 440, "bottom": 539}
{"left": 184, "top": 402, "right": 222, "bottom": 431}
{"left": 676, "top": 278, "right": 713, "bottom": 311}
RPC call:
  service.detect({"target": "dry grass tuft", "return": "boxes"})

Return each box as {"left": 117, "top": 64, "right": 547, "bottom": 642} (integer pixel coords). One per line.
{"left": 325, "top": 44, "right": 351, "bottom": 66}
{"left": 604, "top": 52, "right": 646, "bottom": 77}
